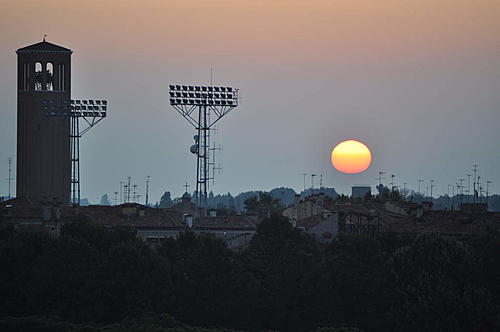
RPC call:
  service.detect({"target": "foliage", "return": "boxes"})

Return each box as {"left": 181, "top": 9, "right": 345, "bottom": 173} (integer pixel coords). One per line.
{"left": 159, "top": 192, "right": 174, "bottom": 208}
{"left": 100, "top": 194, "right": 111, "bottom": 206}
{"left": 0, "top": 219, "right": 499, "bottom": 332}
{"left": 0, "top": 315, "right": 242, "bottom": 332}
{"left": 244, "top": 192, "right": 284, "bottom": 215}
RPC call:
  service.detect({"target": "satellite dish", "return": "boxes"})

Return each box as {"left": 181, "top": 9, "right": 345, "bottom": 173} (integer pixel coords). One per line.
{"left": 190, "top": 144, "right": 199, "bottom": 155}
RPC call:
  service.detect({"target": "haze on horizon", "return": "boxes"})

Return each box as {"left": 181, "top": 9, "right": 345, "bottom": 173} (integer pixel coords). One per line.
{"left": 1, "top": 0, "right": 499, "bottom": 203}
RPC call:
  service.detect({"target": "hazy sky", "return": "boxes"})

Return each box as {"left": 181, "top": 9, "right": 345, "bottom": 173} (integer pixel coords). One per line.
{"left": 1, "top": 0, "right": 500, "bottom": 203}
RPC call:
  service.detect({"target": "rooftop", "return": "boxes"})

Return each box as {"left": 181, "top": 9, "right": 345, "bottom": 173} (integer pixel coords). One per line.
{"left": 17, "top": 40, "right": 72, "bottom": 53}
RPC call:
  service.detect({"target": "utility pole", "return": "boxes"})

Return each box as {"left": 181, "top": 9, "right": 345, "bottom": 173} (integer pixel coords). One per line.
{"left": 452, "top": 184, "right": 455, "bottom": 210}
{"left": 145, "top": 175, "right": 150, "bottom": 206}
{"left": 127, "top": 176, "right": 131, "bottom": 203}
{"left": 430, "top": 180, "right": 434, "bottom": 201}
{"left": 311, "top": 174, "right": 317, "bottom": 193}
{"left": 477, "top": 175, "right": 483, "bottom": 203}
{"left": 467, "top": 174, "right": 471, "bottom": 202}
{"left": 486, "top": 181, "right": 491, "bottom": 206}
{"left": 390, "top": 174, "right": 395, "bottom": 191}
{"left": 447, "top": 184, "right": 452, "bottom": 210}
{"left": 302, "top": 173, "right": 308, "bottom": 193}
{"left": 133, "top": 184, "right": 138, "bottom": 203}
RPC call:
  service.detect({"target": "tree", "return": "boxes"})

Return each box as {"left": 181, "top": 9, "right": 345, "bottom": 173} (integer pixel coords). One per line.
{"left": 100, "top": 194, "right": 110, "bottom": 205}
{"left": 244, "top": 192, "right": 283, "bottom": 216}
{"left": 159, "top": 191, "right": 173, "bottom": 208}
{"left": 387, "top": 234, "right": 498, "bottom": 331}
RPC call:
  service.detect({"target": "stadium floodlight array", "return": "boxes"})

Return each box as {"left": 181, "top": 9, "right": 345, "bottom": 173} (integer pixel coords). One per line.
{"left": 169, "top": 85, "right": 238, "bottom": 107}
{"left": 42, "top": 99, "right": 108, "bottom": 206}
{"left": 42, "top": 99, "right": 107, "bottom": 117}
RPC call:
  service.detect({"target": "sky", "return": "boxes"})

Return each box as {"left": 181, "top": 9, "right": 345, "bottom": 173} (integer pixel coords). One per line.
{"left": 1, "top": 0, "right": 500, "bottom": 203}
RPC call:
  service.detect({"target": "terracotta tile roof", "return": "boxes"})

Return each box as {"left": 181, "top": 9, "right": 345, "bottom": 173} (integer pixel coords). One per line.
{"left": 383, "top": 211, "right": 500, "bottom": 235}
{"left": 78, "top": 204, "right": 184, "bottom": 228}
{"left": 195, "top": 215, "right": 257, "bottom": 230}
{"left": 296, "top": 215, "right": 323, "bottom": 230}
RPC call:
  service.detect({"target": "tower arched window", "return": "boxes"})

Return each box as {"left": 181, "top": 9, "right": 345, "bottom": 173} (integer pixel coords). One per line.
{"left": 34, "top": 62, "right": 43, "bottom": 91}
{"left": 58, "top": 63, "right": 65, "bottom": 91}
{"left": 46, "top": 63, "right": 54, "bottom": 91}
{"left": 22, "top": 62, "right": 30, "bottom": 90}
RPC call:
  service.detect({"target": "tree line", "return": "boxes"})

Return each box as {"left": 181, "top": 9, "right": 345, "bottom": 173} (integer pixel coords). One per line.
{"left": 0, "top": 217, "right": 499, "bottom": 331}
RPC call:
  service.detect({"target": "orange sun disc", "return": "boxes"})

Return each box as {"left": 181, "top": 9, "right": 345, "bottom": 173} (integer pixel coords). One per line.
{"left": 331, "top": 140, "right": 372, "bottom": 174}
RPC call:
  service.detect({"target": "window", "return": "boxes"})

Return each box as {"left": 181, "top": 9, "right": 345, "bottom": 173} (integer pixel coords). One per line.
{"left": 46, "top": 63, "right": 54, "bottom": 91}
{"left": 58, "top": 63, "right": 65, "bottom": 91}
{"left": 23, "top": 63, "right": 30, "bottom": 90}
{"left": 34, "top": 62, "right": 43, "bottom": 91}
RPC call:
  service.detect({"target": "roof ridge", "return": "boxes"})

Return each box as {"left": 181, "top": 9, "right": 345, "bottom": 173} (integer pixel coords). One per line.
{"left": 17, "top": 40, "right": 72, "bottom": 53}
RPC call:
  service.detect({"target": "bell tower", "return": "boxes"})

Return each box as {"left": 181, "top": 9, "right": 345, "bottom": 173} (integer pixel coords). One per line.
{"left": 16, "top": 39, "right": 72, "bottom": 204}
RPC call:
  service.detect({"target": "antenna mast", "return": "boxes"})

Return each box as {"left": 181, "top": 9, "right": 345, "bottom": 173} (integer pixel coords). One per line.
{"left": 377, "top": 171, "right": 385, "bottom": 186}
{"left": 418, "top": 179, "right": 424, "bottom": 196}
{"left": 145, "top": 175, "right": 150, "bottom": 206}
{"left": 311, "top": 174, "right": 317, "bottom": 192}
{"left": 472, "top": 164, "right": 479, "bottom": 203}
{"left": 430, "top": 179, "right": 434, "bottom": 200}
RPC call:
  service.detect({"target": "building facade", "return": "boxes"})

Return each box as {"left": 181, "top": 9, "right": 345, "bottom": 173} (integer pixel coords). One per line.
{"left": 16, "top": 40, "right": 72, "bottom": 204}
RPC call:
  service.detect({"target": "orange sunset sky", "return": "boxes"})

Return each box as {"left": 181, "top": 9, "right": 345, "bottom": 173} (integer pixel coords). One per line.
{"left": 1, "top": 0, "right": 500, "bottom": 200}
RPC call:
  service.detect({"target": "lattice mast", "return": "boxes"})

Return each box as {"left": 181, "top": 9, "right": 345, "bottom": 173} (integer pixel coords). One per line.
{"left": 169, "top": 84, "right": 239, "bottom": 209}
{"left": 43, "top": 99, "right": 107, "bottom": 206}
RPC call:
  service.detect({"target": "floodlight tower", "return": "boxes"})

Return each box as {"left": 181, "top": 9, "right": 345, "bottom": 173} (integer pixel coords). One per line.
{"left": 169, "top": 84, "right": 239, "bottom": 209}
{"left": 42, "top": 99, "right": 107, "bottom": 205}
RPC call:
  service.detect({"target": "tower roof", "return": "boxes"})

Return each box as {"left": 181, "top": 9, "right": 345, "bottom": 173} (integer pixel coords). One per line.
{"left": 17, "top": 40, "right": 72, "bottom": 53}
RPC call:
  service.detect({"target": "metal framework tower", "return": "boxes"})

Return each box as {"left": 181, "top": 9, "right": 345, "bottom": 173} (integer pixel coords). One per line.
{"left": 43, "top": 99, "right": 107, "bottom": 205}
{"left": 169, "top": 84, "right": 239, "bottom": 209}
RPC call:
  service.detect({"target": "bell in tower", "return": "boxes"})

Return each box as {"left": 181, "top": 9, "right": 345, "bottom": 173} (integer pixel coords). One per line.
{"left": 16, "top": 39, "right": 72, "bottom": 205}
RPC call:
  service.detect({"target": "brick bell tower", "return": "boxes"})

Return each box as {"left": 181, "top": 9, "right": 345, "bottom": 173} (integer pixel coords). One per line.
{"left": 16, "top": 38, "right": 72, "bottom": 205}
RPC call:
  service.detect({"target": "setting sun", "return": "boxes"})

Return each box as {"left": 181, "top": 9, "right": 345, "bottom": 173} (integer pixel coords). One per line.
{"left": 331, "top": 140, "right": 372, "bottom": 174}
